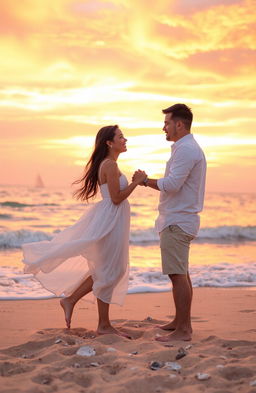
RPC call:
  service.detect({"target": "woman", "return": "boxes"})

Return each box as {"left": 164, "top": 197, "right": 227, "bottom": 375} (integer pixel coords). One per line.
{"left": 22, "top": 125, "right": 146, "bottom": 336}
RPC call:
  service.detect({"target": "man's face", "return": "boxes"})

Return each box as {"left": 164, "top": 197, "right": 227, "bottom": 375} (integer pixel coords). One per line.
{"left": 163, "top": 113, "right": 178, "bottom": 142}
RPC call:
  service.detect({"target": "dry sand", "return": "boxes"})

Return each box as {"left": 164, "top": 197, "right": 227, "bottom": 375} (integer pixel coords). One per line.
{"left": 0, "top": 288, "right": 256, "bottom": 393}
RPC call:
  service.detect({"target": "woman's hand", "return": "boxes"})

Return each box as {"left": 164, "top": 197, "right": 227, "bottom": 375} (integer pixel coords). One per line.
{"left": 132, "top": 170, "right": 147, "bottom": 185}
{"left": 105, "top": 162, "right": 147, "bottom": 204}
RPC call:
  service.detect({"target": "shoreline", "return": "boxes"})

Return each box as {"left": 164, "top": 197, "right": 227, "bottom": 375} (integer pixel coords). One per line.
{"left": 1, "top": 285, "right": 256, "bottom": 302}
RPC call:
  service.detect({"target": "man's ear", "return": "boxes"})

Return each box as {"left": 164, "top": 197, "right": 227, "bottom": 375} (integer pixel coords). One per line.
{"left": 176, "top": 120, "right": 182, "bottom": 129}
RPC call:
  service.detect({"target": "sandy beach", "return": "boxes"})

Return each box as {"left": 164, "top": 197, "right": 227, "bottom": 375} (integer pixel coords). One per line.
{"left": 0, "top": 288, "right": 256, "bottom": 392}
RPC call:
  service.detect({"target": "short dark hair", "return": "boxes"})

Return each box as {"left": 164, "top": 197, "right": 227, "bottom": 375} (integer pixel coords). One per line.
{"left": 162, "top": 103, "right": 193, "bottom": 130}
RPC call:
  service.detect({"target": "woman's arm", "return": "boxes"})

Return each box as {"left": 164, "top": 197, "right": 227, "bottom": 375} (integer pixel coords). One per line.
{"left": 105, "top": 160, "right": 146, "bottom": 204}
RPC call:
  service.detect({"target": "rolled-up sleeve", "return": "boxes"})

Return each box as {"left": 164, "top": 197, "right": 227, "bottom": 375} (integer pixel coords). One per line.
{"left": 157, "top": 177, "right": 165, "bottom": 191}
{"left": 158, "top": 146, "right": 196, "bottom": 193}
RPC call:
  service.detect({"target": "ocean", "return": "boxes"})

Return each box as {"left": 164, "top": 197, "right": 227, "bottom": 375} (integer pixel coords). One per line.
{"left": 0, "top": 184, "right": 255, "bottom": 300}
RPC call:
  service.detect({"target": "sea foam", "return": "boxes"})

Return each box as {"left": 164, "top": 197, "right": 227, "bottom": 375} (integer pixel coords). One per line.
{"left": 0, "top": 263, "right": 255, "bottom": 300}
{"left": 1, "top": 225, "right": 256, "bottom": 249}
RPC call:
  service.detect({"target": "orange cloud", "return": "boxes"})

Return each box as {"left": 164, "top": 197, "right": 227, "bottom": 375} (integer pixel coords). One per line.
{"left": 0, "top": 0, "right": 255, "bottom": 191}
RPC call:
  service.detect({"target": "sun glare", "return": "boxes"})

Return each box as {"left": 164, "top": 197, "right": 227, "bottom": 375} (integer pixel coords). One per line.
{"left": 0, "top": 0, "right": 255, "bottom": 191}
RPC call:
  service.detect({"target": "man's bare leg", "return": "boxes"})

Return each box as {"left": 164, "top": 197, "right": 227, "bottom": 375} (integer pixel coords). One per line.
{"left": 187, "top": 272, "right": 193, "bottom": 332}
{"left": 156, "top": 274, "right": 192, "bottom": 341}
{"left": 159, "top": 272, "right": 193, "bottom": 333}
{"left": 96, "top": 298, "right": 131, "bottom": 338}
{"left": 60, "top": 276, "right": 93, "bottom": 328}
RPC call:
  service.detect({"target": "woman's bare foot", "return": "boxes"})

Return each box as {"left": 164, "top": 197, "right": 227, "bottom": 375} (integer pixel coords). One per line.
{"left": 156, "top": 329, "right": 191, "bottom": 342}
{"left": 60, "top": 298, "right": 75, "bottom": 329}
{"left": 97, "top": 325, "right": 131, "bottom": 339}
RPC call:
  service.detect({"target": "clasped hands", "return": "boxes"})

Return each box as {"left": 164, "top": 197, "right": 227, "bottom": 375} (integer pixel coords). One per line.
{"left": 132, "top": 169, "right": 148, "bottom": 186}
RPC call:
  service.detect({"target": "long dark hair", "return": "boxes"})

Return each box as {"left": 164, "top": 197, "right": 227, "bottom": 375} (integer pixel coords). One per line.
{"left": 73, "top": 125, "right": 118, "bottom": 201}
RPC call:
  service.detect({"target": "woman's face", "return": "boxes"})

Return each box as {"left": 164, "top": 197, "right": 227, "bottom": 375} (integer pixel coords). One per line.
{"left": 110, "top": 128, "right": 127, "bottom": 153}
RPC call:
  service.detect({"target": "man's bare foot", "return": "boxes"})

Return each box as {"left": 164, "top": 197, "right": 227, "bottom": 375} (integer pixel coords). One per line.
{"left": 60, "top": 298, "right": 75, "bottom": 329}
{"left": 157, "top": 321, "right": 176, "bottom": 331}
{"left": 157, "top": 322, "right": 193, "bottom": 333}
{"left": 156, "top": 321, "right": 193, "bottom": 334}
{"left": 156, "top": 329, "right": 191, "bottom": 342}
{"left": 97, "top": 325, "right": 131, "bottom": 339}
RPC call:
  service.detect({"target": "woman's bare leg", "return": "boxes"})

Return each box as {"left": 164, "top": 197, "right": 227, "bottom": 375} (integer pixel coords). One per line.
{"left": 96, "top": 298, "right": 131, "bottom": 338}
{"left": 60, "top": 276, "right": 93, "bottom": 328}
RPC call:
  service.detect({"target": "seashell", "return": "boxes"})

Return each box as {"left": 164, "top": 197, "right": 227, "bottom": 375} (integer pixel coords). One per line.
{"left": 146, "top": 316, "right": 153, "bottom": 321}
{"left": 21, "top": 354, "right": 28, "bottom": 358}
{"left": 149, "top": 361, "right": 164, "bottom": 370}
{"left": 76, "top": 345, "right": 96, "bottom": 357}
{"left": 216, "top": 364, "right": 224, "bottom": 369}
{"left": 90, "top": 362, "right": 100, "bottom": 367}
{"left": 54, "top": 338, "right": 62, "bottom": 344}
{"left": 164, "top": 362, "right": 182, "bottom": 371}
{"left": 169, "top": 373, "right": 177, "bottom": 379}
{"left": 175, "top": 347, "right": 187, "bottom": 360}
{"left": 196, "top": 372, "right": 211, "bottom": 381}
{"left": 185, "top": 344, "right": 192, "bottom": 350}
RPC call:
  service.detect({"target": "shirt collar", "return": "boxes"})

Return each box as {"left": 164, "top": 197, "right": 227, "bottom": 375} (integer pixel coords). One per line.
{"left": 171, "top": 133, "right": 193, "bottom": 151}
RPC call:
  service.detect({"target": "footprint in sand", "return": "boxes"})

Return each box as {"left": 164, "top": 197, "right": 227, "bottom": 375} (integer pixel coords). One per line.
{"left": 31, "top": 372, "right": 53, "bottom": 385}
{"left": 219, "top": 366, "right": 254, "bottom": 381}
{"left": 103, "top": 362, "right": 126, "bottom": 376}
{"left": 58, "top": 370, "right": 93, "bottom": 388}
{"left": 0, "top": 361, "right": 35, "bottom": 377}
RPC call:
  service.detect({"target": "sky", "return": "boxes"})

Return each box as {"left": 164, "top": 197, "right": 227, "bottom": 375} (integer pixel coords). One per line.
{"left": 0, "top": 0, "right": 255, "bottom": 192}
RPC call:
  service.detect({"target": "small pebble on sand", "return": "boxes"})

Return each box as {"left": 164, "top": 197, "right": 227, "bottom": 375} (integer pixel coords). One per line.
{"left": 196, "top": 373, "right": 211, "bottom": 381}
{"left": 164, "top": 362, "right": 182, "bottom": 371}
{"left": 107, "top": 347, "right": 117, "bottom": 352}
{"left": 150, "top": 361, "right": 164, "bottom": 370}
{"left": 76, "top": 346, "right": 96, "bottom": 357}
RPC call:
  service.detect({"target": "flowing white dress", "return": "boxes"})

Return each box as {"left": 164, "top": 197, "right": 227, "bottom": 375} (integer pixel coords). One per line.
{"left": 22, "top": 173, "right": 130, "bottom": 305}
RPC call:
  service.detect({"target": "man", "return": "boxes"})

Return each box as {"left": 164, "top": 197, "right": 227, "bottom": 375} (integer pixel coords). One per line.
{"left": 135, "top": 103, "right": 206, "bottom": 341}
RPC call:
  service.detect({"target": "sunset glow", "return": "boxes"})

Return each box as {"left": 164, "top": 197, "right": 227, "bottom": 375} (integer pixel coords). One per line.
{"left": 0, "top": 0, "right": 255, "bottom": 192}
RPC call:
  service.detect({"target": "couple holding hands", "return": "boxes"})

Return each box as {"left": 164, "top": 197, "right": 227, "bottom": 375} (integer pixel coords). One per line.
{"left": 22, "top": 103, "right": 206, "bottom": 342}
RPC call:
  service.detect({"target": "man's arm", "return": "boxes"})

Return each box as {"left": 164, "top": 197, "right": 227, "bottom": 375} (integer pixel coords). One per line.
{"left": 138, "top": 145, "right": 196, "bottom": 193}
{"left": 143, "top": 178, "right": 159, "bottom": 191}
{"left": 157, "top": 146, "right": 196, "bottom": 193}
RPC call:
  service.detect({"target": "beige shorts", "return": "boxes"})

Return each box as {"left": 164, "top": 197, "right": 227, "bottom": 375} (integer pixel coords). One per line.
{"left": 160, "top": 225, "right": 194, "bottom": 275}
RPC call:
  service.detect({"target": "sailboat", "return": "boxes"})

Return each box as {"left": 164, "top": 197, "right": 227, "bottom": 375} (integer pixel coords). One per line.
{"left": 35, "top": 174, "right": 45, "bottom": 188}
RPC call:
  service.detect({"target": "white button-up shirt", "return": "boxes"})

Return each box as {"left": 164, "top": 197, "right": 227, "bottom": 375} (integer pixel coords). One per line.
{"left": 155, "top": 134, "right": 206, "bottom": 236}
